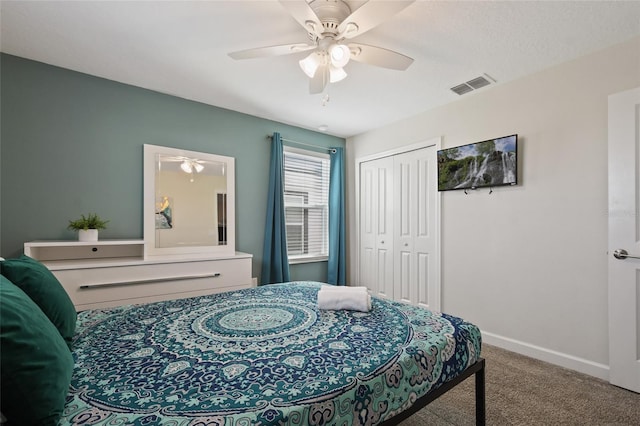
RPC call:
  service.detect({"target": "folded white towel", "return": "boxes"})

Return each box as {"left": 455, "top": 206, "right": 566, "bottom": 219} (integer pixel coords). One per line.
{"left": 320, "top": 285, "right": 369, "bottom": 292}
{"left": 317, "top": 286, "right": 372, "bottom": 312}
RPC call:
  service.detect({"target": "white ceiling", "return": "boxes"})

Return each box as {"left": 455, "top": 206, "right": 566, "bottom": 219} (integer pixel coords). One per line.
{"left": 2, "top": 0, "right": 639, "bottom": 138}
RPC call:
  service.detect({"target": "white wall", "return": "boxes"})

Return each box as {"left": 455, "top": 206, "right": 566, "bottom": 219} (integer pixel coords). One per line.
{"left": 346, "top": 36, "right": 640, "bottom": 379}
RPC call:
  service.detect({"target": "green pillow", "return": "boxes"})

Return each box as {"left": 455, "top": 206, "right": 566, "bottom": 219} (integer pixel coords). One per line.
{"left": 0, "top": 275, "right": 74, "bottom": 425}
{"left": 0, "top": 255, "right": 76, "bottom": 350}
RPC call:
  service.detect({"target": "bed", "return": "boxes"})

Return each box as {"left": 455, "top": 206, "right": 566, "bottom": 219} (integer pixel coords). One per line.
{"left": 59, "top": 281, "right": 484, "bottom": 425}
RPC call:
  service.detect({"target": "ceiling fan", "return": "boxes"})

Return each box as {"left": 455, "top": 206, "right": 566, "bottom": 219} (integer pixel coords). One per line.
{"left": 159, "top": 156, "right": 206, "bottom": 173}
{"left": 228, "top": 0, "right": 415, "bottom": 94}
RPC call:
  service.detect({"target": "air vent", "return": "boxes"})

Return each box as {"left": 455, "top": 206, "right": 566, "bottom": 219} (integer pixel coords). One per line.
{"left": 451, "top": 83, "right": 474, "bottom": 96}
{"left": 450, "top": 74, "right": 495, "bottom": 96}
{"left": 466, "top": 76, "right": 491, "bottom": 90}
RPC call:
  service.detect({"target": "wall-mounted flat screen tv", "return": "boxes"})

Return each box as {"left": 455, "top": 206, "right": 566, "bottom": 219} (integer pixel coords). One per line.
{"left": 438, "top": 134, "right": 517, "bottom": 191}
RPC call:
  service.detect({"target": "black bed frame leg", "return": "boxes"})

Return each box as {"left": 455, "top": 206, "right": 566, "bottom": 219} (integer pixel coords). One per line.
{"left": 475, "top": 358, "right": 486, "bottom": 426}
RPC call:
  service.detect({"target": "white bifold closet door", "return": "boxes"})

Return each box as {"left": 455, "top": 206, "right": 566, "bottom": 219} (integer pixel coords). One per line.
{"left": 358, "top": 145, "right": 439, "bottom": 310}
{"left": 393, "top": 149, "right": 437, "bottom": 309}
{"left": 359, "top": 156, "right": 394, "bottom": 300}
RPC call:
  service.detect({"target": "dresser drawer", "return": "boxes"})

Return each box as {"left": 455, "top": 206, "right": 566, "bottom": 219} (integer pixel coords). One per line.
{"left": 51, "top": 257, "right": 252, "bottom": 311}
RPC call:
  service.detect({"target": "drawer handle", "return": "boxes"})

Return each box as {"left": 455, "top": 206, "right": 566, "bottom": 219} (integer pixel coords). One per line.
{"left": 80, "top": 273, "right": 221, "bottom": 289}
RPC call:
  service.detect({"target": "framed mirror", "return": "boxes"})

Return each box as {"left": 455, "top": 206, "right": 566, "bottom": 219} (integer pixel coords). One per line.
{"left": 143, "top": 144, "right": 235, "bottom": 257}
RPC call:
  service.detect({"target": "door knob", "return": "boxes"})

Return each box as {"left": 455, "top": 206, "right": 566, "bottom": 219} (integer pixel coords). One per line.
{"left": 613, "top": 249, "right": 640, "bottom": 260}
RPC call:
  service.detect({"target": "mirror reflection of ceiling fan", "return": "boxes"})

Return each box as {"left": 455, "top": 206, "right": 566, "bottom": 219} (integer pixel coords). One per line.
{"left": 159, "top": 155, "right": 228, "bottom": 177}
{"left": 159, "top": 156, "right": 206, "bottom": 174}
{"left": 228, "top": 0, "right": 415, "bottom": 94}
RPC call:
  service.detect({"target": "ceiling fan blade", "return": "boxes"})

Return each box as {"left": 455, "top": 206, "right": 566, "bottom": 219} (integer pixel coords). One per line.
{"left": 337, "top": 0, "right": 415, "bottom": 39}
{"left": 348, "top": 43, "right": 413, "bottom": 70}
{"left": 309, "top": 64, "right": 329, "bottom": 94}
{"left": 279, "top": 0, "right": 323, "bottom": 39}
{"left": 229, "top": 43, "right": 315, "bottom": 60}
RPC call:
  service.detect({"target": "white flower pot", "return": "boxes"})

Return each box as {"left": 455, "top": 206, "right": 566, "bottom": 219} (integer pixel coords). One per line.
{"left": 78, "top": 229, "right": 98, "bottom": 242}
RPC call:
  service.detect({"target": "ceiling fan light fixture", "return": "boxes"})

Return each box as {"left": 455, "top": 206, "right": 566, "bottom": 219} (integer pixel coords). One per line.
{"left": 329, "top": 66, "right": 347, "bottom": 83}
{"left": 180, "top": 159, "right": 204, "bottom": 174}
{"left": 299, "top": 52, "right": 322, "bottom": 78}
{"left": 329, "top": 44, "right": 350, "bottom": 68}
{"left": 180, "top": 161, "right": 192, "bottom": 174}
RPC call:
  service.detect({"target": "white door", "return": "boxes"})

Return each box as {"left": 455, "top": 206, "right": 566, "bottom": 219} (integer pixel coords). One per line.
{"left": 608, "top": 86, "right": 640, "bottom": 393}
{"left": 393, "top": 148, "right": 439, "bottom": 310}
{"left": 359, "top": 156, "right": 394, "bottom": 299}
{"left": 394, "top": 151, "right": 415, "bottom": 305}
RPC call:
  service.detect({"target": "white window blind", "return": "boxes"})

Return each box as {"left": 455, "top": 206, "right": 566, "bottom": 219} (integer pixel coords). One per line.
{"left": 283, "top": 146, "right": 330, "bottom": 262}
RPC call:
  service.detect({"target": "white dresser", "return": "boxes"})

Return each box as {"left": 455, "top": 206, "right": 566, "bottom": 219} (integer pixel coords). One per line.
{"left": 24, "top": 240, "right": 254, "bottom": 311}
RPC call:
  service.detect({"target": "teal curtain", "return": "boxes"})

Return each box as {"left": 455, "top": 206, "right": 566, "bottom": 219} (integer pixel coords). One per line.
{"left": 261, "top": 133, "right": 290, "bottom": 284}
{"left": 327, "top": 147, "right": 346, "bottom": 285}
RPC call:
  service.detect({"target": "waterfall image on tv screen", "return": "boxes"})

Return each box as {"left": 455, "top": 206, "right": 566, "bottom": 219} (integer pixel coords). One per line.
{"left": 438, "top": 134, "right": 517, "bottom": 191}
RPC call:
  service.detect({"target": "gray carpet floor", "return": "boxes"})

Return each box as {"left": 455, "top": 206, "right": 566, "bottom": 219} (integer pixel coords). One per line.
{"left": 400, "top": 344, "right": 640, "bottom": 425}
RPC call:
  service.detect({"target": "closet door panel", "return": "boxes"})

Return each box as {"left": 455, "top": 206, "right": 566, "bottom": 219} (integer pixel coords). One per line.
{"left": 398, "top": 250, "right": 412, "bottom": 304}
{"left": 360, "top": 246, "right": 375, "bottom": 294}
{"left": 359, "top": 166, "right": 377, "bottom": 294}
{"left": 394, "top": 148, "right": 438, "bottom": 307}
{"left": 417, "top": 156, "right": 431, "bottom": 238}
{"left": 398, "top": 162, "right": 412, "bottom": 238}
{"left": 394, "top": 152, "right": 416, "bottom": 304}
{"left": 376, "top": 161, "right": 394, "bottom": 299}
{"left": 416, "top": 156, "right": 431, "bottom": 307}
{"left": 414, "top": 148, "right": 439, "bottom": 310}
{"left": 359, "top": 157, "right": 394, "bottom": 299}
{"left": 376, "top": 248, "right": 392, "bottom": 299}
{"left": 417, "top": 252, "right": 430, "bottom": 307}
{"left": 398, "top": 159, "right": 414, "bottom": 303}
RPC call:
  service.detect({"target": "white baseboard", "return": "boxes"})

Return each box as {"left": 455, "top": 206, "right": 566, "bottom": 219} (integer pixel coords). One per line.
{"left": 481, "top": 331, "right": 609, "bottom": 381}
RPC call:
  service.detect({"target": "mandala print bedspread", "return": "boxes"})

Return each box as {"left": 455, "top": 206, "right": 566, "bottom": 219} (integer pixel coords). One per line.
{"left": 61, "top": 281, "right": 481, "bottom": 425}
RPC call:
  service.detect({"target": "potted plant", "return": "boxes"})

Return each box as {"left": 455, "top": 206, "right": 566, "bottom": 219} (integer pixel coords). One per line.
{"left": 67, "top": 213, "right": 109, "bottom": 242}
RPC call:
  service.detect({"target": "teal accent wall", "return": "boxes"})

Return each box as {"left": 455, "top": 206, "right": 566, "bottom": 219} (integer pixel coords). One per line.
{"left": 0, "top": 54, "right": 344, "bottom": 282}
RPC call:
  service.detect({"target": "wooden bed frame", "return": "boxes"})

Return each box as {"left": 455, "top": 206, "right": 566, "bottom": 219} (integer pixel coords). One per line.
{"left": 382, "top": 358, "right": 486, "bottom": 426}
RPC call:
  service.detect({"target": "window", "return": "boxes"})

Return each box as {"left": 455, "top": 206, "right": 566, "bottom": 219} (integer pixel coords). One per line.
{"left": 283, "top": 146, "right": 330, "bottom": 263}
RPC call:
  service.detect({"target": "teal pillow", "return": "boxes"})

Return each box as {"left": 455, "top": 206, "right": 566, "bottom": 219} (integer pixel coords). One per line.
{"left": 0, "top": 275, "right": 74, "bottom": 425}
{"left": 0, "top": 255, "right": 76, "bottom": 349}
